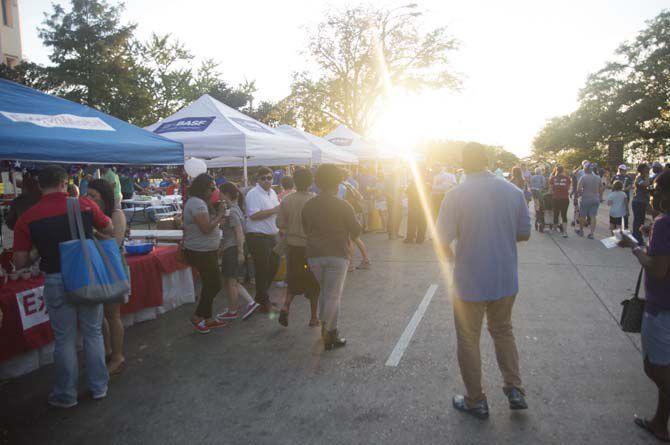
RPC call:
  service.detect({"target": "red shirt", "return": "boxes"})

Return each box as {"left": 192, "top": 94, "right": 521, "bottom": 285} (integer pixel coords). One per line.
{"left": 13, "top": 192, "right": 111, "bottom": 273}
{"left": 550, "top": 175, "right": 571, "bottom": 199}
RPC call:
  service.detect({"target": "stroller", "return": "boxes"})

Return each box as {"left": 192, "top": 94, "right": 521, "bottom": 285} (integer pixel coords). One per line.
{"left": 535, "top": 192, "right": 555, "bottom": 233}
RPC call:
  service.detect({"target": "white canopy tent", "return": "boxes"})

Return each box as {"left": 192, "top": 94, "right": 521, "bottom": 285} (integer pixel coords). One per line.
{"left": 324, "top": 124, "right": 392, "bottom": 161}
{"left": 275, "top": 125, "right": 358, "bottom": 165}
{"left": 146, "top": 94, "right": 313, "bottom": 184}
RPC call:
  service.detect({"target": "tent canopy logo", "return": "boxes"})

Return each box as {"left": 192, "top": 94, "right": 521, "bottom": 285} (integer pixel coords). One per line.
{"left": 230, "top": 118, "right": 273, "bottom": 134}
{"left": 0, "top": 111, "right": 115, "bottom": 131}
{"left": 328, "top": 137, "right": 353, "bottom": 146}
{"left": 155, "top": 116, "right": 215, "bottom": 134}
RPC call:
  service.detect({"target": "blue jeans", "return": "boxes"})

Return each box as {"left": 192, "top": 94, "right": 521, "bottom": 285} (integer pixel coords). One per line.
{"left": 44, "top": 273, "right": 108, "bottom": 404}
{"left": 307, "top": 257, "right": 349, "bottom": 331}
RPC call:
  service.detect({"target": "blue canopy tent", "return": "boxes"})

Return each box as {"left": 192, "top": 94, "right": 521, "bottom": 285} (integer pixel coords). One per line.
{"left": 0, "top": 79, "right": 184, "bottom": 165}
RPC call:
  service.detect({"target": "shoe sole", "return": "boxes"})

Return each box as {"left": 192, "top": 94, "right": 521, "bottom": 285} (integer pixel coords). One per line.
{"left": 510, "top": 402, "right": 528, "bottom": 410}
{"left": 452, "top": 403, "right": 489, "bottom": 419}
{"left": 48, "top": 400, "right": 78, "bottom": 409}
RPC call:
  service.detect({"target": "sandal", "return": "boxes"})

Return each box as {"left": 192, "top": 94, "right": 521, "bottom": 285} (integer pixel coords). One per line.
{"left": 634, "top": 417, "right": 670, "bottom": 442}
{"left": 109, "top": 360, "right": 126, "bottom": 376}
{"left": 357, "top": 260, "right": 371, "bottom": 270}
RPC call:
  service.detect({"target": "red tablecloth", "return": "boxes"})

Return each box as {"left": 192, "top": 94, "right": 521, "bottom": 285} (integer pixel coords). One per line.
{"left": 121, "top": 246, "right": 188, "bottom": 315}
{"left": 0, "top": 276, "right": 53, "bottom": 362}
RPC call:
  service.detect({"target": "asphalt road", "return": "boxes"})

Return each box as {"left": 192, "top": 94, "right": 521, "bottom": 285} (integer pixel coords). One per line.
{"left": 0, "top": 203, "right": 659, "bottom": 445}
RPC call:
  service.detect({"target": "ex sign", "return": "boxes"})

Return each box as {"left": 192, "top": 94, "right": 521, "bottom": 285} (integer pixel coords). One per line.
{"left": 16, "top": 286, "right": 49, "bottom": 331}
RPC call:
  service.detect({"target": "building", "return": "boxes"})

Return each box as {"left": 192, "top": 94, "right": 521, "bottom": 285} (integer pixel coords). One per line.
{"left": 0, "top": 0, "right": 21, "bottom": 67}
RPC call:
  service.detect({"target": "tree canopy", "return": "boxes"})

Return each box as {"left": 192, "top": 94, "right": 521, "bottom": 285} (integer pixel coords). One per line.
{"left": 534, "top": 10, "right": 670, "bottom": 166}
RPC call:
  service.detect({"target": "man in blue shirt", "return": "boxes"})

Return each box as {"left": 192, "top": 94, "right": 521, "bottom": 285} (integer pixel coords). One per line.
{"left": 437, "top": 142, "right": 531, "bottom": 419}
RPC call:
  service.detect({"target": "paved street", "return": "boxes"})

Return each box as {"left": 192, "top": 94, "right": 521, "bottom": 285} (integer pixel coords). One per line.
{"left": 0, "top": 204, "right": 658, "bottom": 445}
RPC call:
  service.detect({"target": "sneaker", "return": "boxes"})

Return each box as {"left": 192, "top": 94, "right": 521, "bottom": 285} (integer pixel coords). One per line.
{"left": 48, "top": 397, "right": 78, "bottom": 409}
{"left": 505, "top": 388, "right": 528, "bottom": 410}
{"left": 576, "top": 229, "right": 584, "bottom": 237}
{"left": 205, "top": 319, "right": 227, "bottom": 329}
{"left": 452, "top": 395, "right": 489, "bottom": 419}
{"left": 242, "top": 302, "right": 261, "bottom": 320}
{"left": 587, "top": 233, "right": 594, "bottom": 240}
{"left": 562, "top": 233, "right": 568, "bottom": 238}
{"left": 216, "top": 309, "right": 239, "bottom": 321}
{"left": 92, "top": 391, "right": 107, "bottom": 401}
{"left": 192, "top": 319, "right": 211, "bottom": 334}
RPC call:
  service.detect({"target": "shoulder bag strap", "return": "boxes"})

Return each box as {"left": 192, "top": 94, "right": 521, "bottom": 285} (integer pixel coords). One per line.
{"left": 68, "top": 197, "right": 97, "bottom": 286}
{"left": 634, "top": 266, "right": 644, "bottom": 299}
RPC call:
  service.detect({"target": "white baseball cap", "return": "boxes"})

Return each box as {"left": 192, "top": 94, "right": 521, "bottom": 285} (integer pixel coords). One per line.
{"left": 618, "top": 164, "right": 628, "bottom": 170}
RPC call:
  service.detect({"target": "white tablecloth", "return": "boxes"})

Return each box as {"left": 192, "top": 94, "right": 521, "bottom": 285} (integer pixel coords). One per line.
{"left": 0, "top": 267, "right": 195, "bottom": 379}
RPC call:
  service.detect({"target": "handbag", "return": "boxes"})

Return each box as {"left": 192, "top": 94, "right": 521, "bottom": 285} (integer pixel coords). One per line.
{"left": 59, "top": 198, "right": 130, "bottom": 304}
{"left": 620, "top": 267, "right": 645, "bottom": 333}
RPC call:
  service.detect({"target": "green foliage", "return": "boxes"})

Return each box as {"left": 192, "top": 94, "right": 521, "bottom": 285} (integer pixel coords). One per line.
{"left": 288, "top": 4, "right": 459, "bottom": 136}
{"left": 534, "top": 10, "right": 670, "bottom": 162}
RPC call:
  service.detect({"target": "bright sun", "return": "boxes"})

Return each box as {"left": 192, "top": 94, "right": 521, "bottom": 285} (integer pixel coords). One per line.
{"left": 369, "top": 90, "right": 442, "bottom": 157}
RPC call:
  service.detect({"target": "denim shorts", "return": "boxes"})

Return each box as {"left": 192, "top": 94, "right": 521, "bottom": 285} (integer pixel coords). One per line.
{"left": 579, "top": 199, "right": 600, "bottom": 218}
{"left": 642, "top": 311, "right": 670, "bottom": 366}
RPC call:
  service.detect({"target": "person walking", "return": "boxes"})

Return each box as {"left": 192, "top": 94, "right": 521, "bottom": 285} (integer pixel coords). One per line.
{"left": 245, "top": 167, "right": 281, "bottom": 313}
{"left": 437, "top": 143, "right": 531, "bottom": 419}
{"left": 633, "top": 163, "right": 652, "bottom": 245}
{"left": 276, "top": 168, "right": 320, "bottom": 327}
{"left": 183, "top": 174, "right": 228, "bottom": 334}
{"left": 87, "top": 179, "right": 128, "bottom": 376}
{"left": 613, "top": 165, "right": 633, "bottom": 229}
{"left": 576, "top": 164, "right": 604, "bottom": 239}
{"left": 619, "top": 171, "right": 670, "bottom": 442}
{"left": 215, "top": 182, "right": 260, "bottom": 322}
{"left": 302, "top": 165, "right": 362, "bottom": 350}
{"left": 549, "top": 165, "right": 571, "bottom": 238}
{"left": 530, "top": 167, "right": 547, "bottom": 217}
{"left": 13, "top": 165, "right": 114, "bottom": 408}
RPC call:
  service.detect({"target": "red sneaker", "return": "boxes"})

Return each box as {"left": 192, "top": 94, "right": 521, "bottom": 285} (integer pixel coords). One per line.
{"left": 205, "top": 319, "right": 227, "bottom": 329}
{"left": 216, "top": 310, "right": 239, "bottom": 321}
{"left": 192, "top": 319, "right": 211, "bottom": 335}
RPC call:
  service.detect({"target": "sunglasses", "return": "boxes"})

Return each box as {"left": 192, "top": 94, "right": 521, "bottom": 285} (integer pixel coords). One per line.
{"left": 259, "top": 175, "right": 273, "bottom": 181}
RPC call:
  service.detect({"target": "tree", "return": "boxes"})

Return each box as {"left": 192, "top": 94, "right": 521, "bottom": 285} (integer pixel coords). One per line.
{"left": 0, "top": 61, "right": 54, "bottom": 91}
{"left": 289, "top": 4, "right": 459, "bottom": 136}
{"left": 38, "top": 0, "right": 153, "bottom": 124}
{"left": 418, "top": 140, "right": 518, "bottom": 169}
{"left": 534, "top": 10, "right": 670, "bottom": 161}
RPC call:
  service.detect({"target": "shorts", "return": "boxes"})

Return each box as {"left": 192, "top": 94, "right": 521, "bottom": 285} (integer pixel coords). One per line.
{"left": 642, "top": 311, "right": 670, "bottom": 366}
{"left": 579, "top": 199, "right": 600, "bottom": 218}
{"left": 221, "top": 246, "right": 244, "bottom": 278}
{"left": 286, "top": 245, "right": 319, "bottom": 299}
{"left": 531, "top": 190, "right": 543, "bottom": 201}
{"left": 609, "top": 216, "right": 623, "bottom": 226}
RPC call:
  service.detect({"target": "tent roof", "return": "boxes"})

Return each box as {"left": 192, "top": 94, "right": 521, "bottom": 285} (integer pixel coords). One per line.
{"left": 146, "top": 95, "right": 312, "bottom": 165}
{"left": 0, "top": 79, "right": 184, "bottom": 165}
{"left": 276, "top": 125, "right": 358, "bottom": 165}
{"left": 323, "top": 124, "right": 391, "bottom": 160}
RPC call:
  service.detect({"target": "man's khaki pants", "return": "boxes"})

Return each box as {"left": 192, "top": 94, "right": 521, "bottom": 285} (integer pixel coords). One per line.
{"left": 452, "top": 295, "right": 524, "bottom": 406}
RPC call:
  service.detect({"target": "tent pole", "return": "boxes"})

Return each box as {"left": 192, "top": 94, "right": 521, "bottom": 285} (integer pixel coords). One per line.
{"left": 243, "top": 157, "right": 248, "bottom": 188}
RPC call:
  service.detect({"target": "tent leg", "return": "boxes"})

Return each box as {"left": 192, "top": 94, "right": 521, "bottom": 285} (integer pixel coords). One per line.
{"left": 243, "top": 157, "right": 248, "bottom": 188}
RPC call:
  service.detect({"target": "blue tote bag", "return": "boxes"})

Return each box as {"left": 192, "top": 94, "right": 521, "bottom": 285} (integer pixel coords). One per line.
{"left": 59, "top": 198, "right": 129, "bottom": 304}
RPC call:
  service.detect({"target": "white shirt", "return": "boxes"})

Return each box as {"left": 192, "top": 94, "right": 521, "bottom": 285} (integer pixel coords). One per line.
{"left": 432, "top": 171, "right": 456, "bottom": 194}
{"left": 245, "top": 184, "right": 280, "bottom": 235}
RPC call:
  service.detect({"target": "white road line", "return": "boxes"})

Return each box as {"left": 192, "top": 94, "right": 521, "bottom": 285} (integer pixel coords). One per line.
{"left": 385, "top": 284, "right": 438, "bottom": 367}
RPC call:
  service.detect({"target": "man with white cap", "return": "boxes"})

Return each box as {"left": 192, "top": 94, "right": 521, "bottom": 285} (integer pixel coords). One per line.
{"left": 613, "top": 164, "right": 633, "bottom": 229}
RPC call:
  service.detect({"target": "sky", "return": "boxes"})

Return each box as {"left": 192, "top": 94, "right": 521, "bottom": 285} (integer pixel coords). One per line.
{"left": 17, "top": 0, "right": 670, "bottom": 157}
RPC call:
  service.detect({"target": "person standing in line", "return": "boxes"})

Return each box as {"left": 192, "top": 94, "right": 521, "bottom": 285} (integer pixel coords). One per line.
{"left": 549, "top": 165, "right": 571, "bottom": 238}
{"left": 619, "top": 171, "right": 670, "bottom": 442}
{"left": 276, "top": 168, "right": 320, "bottom": 328}
{"left": 510, "top": 166, "right": 530, "bottom": 205}
{"left": 437, "top": 143, "right": 531, "bottom": 419}
{"left": 13, "top": 166, "right": 114, "bottom": 408}
{"left": 633, "top": 163, "right": 652, "bottom": 246}
{"left": 215, "top": 182, "right": 260, "bottom": 322}
{"left": 607, "top": 181, "right": 628, "bottom": 234}
{"left": 405, "top": 169, "right": 429, "bottom": 244}
{"left": 278, "top": 176, "right": 295, "bottom": 201}
{"left": 86, "top": 179, "right": 128, "bottom": 376}
{"left": 245, "top": 167, "right": 281, "bottom": 313}
{"left": 357, "top": 167, "right": 376, "bottom": 232}
{"left": 183, "top": 174, "right": 228, "bottom": 334}
{"left": 576, "top": 164, "right": 604, "bottom": 239}
{"left": 613, "top": 165, "right": 633, "bottom": 229}
{"left": 302, "top": 165, "right": 362, "bottom": 350}
{"left": 101, "top": 166, "right": 122, "bottom": 208}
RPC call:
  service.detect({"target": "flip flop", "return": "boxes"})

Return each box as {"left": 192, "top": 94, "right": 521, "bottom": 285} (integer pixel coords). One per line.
{"left": 634, "top": 417, "right": 670, "bottom": 442}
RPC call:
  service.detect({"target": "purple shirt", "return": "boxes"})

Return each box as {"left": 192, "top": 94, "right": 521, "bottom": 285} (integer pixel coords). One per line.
{"left": 646, "top": 214, "right": 670, "bottom": 313}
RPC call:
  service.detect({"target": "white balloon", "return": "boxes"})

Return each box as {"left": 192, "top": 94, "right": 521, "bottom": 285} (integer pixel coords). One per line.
{"left": 184, "top": 157, "right": 207, "bottom": 178}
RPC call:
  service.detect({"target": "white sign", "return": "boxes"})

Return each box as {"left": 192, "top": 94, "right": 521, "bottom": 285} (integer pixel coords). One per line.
{"left": 0, "top": 111, "right": 115, "bottom": 131}
{"left": 16, "top": 286, "right": 49, "bottom": 331}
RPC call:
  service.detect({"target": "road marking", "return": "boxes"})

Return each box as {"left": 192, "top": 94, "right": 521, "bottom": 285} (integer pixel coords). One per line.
{"left": 385, "top": 284, "right": 438, "bottom": 367}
